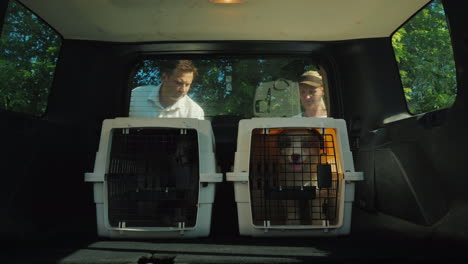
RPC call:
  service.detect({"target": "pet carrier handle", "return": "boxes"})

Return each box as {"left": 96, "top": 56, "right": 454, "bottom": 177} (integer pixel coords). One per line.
{"left": 344, "top": 171, "right": 364, "bottom": 181}
{"left": 226, "top": 172, "right": 249, "bottom": 182}
{"left": 200, "top": 173, "right": 223, "bottom": 183}
{"left": 84, "top": 172, "right": 102, "bottom": 182}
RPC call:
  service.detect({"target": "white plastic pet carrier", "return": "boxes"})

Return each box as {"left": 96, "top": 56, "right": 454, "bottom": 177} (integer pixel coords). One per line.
{"left": 227, "top": 117, "right": 363, "bottom": 236}
{"left": 85, "top": 118, "right": 222, "bottom": 238}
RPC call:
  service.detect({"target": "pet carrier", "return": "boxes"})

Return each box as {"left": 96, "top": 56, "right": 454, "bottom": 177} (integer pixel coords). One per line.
{"left": 227, "top": 117, "right": 363, "bottom": 236}
{"left": 85, "top": 118, "right": 222, "bottom": 238}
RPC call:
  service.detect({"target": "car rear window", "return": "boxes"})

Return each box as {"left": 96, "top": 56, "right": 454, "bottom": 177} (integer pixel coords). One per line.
{"left": 129, "top": 57, "right": 330, "bottom": 119}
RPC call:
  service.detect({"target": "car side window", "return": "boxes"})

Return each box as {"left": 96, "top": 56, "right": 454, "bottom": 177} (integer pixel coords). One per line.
{"left": 392, "top": 0, "right": 456, "bottom": 114}
{"left": 0, "top": 0, "right": 62, "bottom": 116}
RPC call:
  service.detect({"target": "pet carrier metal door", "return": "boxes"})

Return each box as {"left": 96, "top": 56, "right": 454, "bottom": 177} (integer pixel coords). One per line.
{"left": 227, "top": 118, "right": 363, "bottom": 237}
{"left": 249, "top": 128, "right": 340, "bottom": 227}
{"left": 85, "top": 118, "right": 222, "bottom": 238}
{"left": 106, "top": 128, "right": 199, "bottom": 228}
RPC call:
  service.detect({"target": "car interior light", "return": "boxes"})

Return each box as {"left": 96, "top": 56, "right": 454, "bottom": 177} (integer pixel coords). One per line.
{"left": 209, "top": 0, "right": 246, "bottom": 4}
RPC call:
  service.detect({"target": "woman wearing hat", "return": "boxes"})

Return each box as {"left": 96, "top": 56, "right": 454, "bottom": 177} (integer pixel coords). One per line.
{"left": 295, "top": 70, "right": 328, "bottom": 118}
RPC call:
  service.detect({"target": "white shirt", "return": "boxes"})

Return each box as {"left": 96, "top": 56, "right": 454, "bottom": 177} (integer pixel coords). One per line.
{"left": 294, "top": 112, "right": 327, "bottom": 118}
{"left": 129, "top": 84, "right": 205, "bottom": 120}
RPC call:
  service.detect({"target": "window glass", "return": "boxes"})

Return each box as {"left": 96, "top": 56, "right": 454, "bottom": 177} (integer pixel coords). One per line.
{"left": 0, "top": 0, "right": 62, "bottom": 116}
{"left": 392, "top": 0, "right": 456, "bottom": 114}
{"left": 130, "top": 57, "right": 329, "bottom": 119}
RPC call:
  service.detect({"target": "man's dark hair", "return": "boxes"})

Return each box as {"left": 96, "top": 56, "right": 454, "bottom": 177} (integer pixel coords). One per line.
{"left": 160, "top": 60, "right": 198, "bottom": 77}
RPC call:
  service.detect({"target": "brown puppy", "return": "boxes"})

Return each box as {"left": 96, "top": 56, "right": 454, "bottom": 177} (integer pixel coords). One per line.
{"left": 277, "top": 128, "right": 322, "bottom": 225}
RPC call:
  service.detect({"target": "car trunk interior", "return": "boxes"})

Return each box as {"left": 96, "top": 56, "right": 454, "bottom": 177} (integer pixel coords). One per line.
{"left": 1, "top": 0, "right": 468, "bottom": 263}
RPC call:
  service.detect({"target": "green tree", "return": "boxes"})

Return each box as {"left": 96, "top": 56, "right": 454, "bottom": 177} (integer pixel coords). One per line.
{"left": 0, "top": 0, "right": 61, "bottom": 115}
{"left": 392, "top": 0, "right": 456, "bottom": 114}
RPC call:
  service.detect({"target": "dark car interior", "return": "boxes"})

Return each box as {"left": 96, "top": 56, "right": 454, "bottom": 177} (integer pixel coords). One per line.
{"left": 1, "top": 0, "right": 468, "bottom": 263}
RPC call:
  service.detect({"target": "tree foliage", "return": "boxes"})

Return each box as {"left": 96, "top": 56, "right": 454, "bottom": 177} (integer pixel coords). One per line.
{"left": 0, "top": 0, "right": 61, "bottom": 115}
{"left": 392, "top": 0, "right": 457, "bottom": 114}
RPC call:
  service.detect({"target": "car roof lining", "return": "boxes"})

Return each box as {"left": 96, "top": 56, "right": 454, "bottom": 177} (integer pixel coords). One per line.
{"left": 19, "top": 0, "right": 431, "bottom": 43}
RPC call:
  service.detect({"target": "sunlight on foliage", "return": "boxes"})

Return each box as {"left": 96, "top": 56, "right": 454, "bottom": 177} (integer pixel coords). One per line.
{"left": 0, "top": 1, "right": 61, "bottom": 116}
{"left": 392, "top": 0, "right": 456, "bottom": 114}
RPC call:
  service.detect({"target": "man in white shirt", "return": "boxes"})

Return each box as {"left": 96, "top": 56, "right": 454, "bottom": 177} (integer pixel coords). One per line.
{"left": 129, "top": 60, "right": 205, "bottom": 119}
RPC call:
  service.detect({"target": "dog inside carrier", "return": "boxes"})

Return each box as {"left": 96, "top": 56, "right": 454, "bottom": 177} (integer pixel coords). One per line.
{"left": 106, "top": 127, "right": 199, "bottom": 228}
{"left": 249, "top": 127, "right": 341, "bottom": 226}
